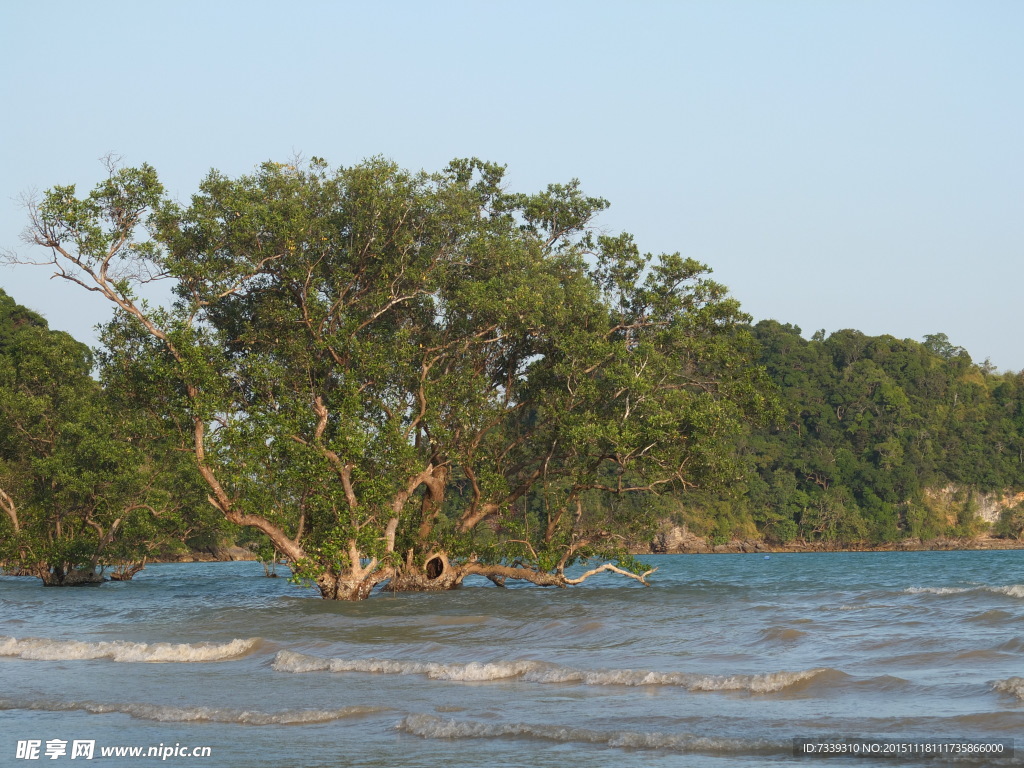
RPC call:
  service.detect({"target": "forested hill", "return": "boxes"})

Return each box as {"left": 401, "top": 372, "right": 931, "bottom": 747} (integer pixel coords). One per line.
{"left": 675, "top": 321, "right": 1024, "bottom": 548}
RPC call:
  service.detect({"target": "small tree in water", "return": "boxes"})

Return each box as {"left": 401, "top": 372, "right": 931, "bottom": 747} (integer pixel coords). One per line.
{"left": 8, "top": 157, "right": 773, "bottom": 599}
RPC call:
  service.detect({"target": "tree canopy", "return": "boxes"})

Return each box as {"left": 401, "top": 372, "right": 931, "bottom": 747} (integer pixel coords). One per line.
{"left": 10, "top": 157, "right": 772, "bottom": 598}
{"left": 0, "top": 289, "right": 206, "bottom": 584}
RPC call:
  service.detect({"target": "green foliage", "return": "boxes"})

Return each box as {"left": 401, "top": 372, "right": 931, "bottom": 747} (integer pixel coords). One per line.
{"left": 16, "top": 156, "right": 771, "bottom": 595}
{"left": 726, "top": 322, "right": 1024, "bottom": 545}
{"left": 994, "top": 502, "right": 1024, "bottom": 540}
{"left": 0, "top": 289, "right": 210, "bottom": 583}
{"left": 15, "top": 156, "right": 1024, "bottom": 587}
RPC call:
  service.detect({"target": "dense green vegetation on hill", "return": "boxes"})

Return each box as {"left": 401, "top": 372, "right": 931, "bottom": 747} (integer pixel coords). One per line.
{"left": 673, "top": 321, "right": 1024, "bottom": 546}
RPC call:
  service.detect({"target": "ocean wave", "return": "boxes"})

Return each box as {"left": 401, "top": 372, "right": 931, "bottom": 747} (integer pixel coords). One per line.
{"left": 966, "top": 609, "right": 1015, "bottom": 624}
{"left": 0, "top": 636, "right": 259, "bottom": 663}
{"left": 273, "top": 650, "right": 832, "bottom": 693}
{"left": 992, "top": 677, "right": 1024, "bottom": 701}
{"left": 758, "top": 626, "right": 807, "bottom": 642}
{"left": 990, "top": 586, "right": 1024, "bottom": 599}
{"left": 0, "top": 698, "right": 384, "bottom": 724}
{"left": 397, "top": 713, "right": 788, "bottom": 754}
{"left": 905, "top": 585, "right": 1024, "bottom": 599}
{"left": 848, "top": 674, "right": 912, "bottom": 693}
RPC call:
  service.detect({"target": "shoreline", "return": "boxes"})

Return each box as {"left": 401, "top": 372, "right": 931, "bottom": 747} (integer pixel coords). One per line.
{"left": 638, "top": 534, "right": 1024, "bottom": 556}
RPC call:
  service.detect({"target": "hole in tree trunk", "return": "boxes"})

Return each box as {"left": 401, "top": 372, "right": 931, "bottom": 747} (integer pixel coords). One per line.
{"left": 425, "top": 556, "right": 444, "bottom": 580}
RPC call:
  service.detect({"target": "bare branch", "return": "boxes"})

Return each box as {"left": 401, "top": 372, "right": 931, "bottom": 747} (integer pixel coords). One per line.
{"left": 563, "top": 563, "right": 658, "bottom": 586}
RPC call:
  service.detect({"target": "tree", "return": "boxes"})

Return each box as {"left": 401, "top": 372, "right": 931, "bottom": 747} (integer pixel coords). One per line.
{"left": 0, "top": 289, "right": 204, "bottom": 584}
{"left": 9, "top": 157, "right": 770, "bottom": 599}
{"left": 922, "top": 332, "right": 968, "bottom": 362}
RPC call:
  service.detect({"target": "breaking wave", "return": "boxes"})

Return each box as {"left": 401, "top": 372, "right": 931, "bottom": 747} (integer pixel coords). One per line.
{"left": 0, "top": 636, "right": 260, "bottom": 663}
{"left": 905, "top": 585, "right": 1024, "bottom": 599}
{"left": 0, "top": 698, "right": 384, "bottom": 725}
{"left": 990, "top": 586, "right": 1024, "bottom": 599}
{"left": 273, "top": 650, "right": 832, "bottom": 693}
{"left": 992, "top": 677, "right": 1024, "bottom": 701}
{"left": 397, "top": 713, "right": 788, "bottom": 754}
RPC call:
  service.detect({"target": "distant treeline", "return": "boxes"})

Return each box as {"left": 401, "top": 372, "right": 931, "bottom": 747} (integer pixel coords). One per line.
{"left": 673, "top": 321, "right": 1024, "bottom": 546}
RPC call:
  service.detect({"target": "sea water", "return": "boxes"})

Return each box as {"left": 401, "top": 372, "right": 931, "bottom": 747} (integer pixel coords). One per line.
{"left": 1, "top": 551, "right": 1023, "bottom": 766}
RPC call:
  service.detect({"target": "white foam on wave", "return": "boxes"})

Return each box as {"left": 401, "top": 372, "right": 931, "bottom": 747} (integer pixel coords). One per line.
{"left": 273, "top": 650, "right": 830, "bottom": 693}
{"left": 397, "top": 714, "right": 786, "bottom": 754}
{"left": 989, "top": 585, "right": 1024, "bottom": 599}
{"left": 905, "top": 585, "right": 1024, "bottom": 599}
{"left": 0, "top": 698, "right": 384, "bottom": 724}
{"left": 273, "top": 651, "right": 536, "bottom": 681}
{"left": 0, "top": 636, "right": 259, "bottom": 663}
{"left": 992, "top": 677, "right": 1024, "bottom": 701}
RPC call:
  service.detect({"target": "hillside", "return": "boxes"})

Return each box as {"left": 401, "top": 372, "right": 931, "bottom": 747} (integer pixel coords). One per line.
{"left": 661, "top": 322, "right": 1024, "bottom": 548}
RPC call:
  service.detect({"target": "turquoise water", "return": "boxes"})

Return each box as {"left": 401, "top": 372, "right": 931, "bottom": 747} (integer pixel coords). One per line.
{"left": 2, "top": 551, "right": 1023, "bottom": 766}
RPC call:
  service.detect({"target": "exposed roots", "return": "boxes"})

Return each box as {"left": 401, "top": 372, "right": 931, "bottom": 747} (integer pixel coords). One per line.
{"left": 109, "top": 559, "right": 147, "bottom": 581}
{"left": 384, "top": 552, "right": 466, "bottom": 593}
{"left": 39, "top": 566, "right": 107, "bottom": 587}
{"left": 316, "top": 568, "right": 394, "bottom": 601}
{"left": 321, "top": 551, "right": 661, "bottom": 597}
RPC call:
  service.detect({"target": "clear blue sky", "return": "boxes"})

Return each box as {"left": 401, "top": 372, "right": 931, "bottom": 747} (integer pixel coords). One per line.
{"left": 2, "top": 1, "right": 1022, "bottom": 369}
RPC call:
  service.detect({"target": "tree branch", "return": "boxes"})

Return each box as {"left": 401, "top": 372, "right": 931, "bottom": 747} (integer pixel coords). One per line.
{"left": 0, "top": 488, "right": 20, "bottom": 533}
{"left": 563, "top": 563, "right": 657, "bottom": 586}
